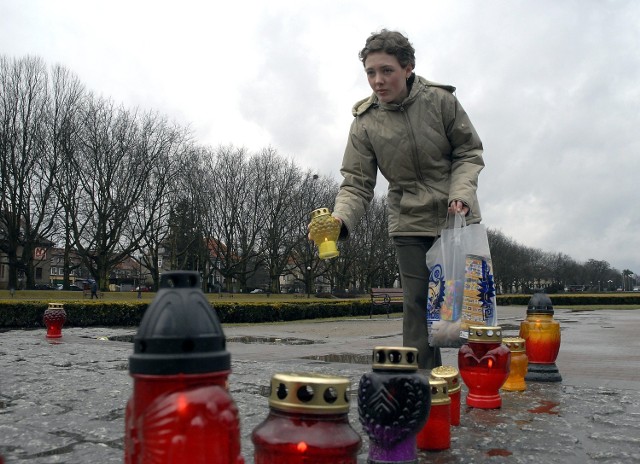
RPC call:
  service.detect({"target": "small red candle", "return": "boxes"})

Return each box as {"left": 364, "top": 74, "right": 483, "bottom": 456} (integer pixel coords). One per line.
{"left": 417, "top": 378, "right": 450, "bottom": 451}
{"left": 252, "top": 372, "right": 361, "bottom": 463}
{"left": 430, "top": 366, "right": 461, "bottom": 426}
{"left": 43, "top": 303, "right": 66, "bottom": 339}
{"left": 458, "top": 326, "right": 511, "bottom": 409}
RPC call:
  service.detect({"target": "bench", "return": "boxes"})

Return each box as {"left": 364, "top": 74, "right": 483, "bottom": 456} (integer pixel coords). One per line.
{"left": 370, "top": 287, "right": 404, "bottom": 318}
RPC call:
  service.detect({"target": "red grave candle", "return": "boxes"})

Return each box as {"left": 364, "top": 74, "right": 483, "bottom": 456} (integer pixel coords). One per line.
{"left": 125, "top": 271, "right": 243, "bottom": 464}
{"left": 458, "top": 325, "right": 511, "bottom": 409}
{"left": 430, "top": 366, "right": 461, "bottom": 426}
{"left": 417, "top": 377, "right": 450, "bottom": 451}
{"left": 252, "top": 372, "right": 361, "bottom": 463}
{"left": 43, "top": 303, "right": 66, "bottom": 338}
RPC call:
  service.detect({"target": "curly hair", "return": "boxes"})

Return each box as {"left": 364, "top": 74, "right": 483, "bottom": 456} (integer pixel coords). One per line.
{"left": 359, "top": 29, "right": 415, "bottom": 69}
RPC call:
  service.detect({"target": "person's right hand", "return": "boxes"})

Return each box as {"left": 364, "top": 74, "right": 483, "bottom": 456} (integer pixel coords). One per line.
{"left": 307, "top": 215, "right": 343, "bottom": 240}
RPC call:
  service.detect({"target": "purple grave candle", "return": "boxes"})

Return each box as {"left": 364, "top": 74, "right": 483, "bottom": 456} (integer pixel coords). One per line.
{"left": 358, "top": 346, "right": 431, "bottom": 463}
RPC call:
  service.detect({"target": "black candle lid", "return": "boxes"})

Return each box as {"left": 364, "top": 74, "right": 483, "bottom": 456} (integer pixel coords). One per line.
{"left": 129, "top": 271, "right": 230, "bottom": 375}
{"left": 527, "top": 292, "right": 554, "bottom": 315}
{"left": 371, "top": 346, "right": 419, "bottom": 371}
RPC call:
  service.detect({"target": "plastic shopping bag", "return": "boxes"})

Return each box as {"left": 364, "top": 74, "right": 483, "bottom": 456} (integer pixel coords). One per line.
{"left": 426, "top": 213, "right": 497, "bottom": 347}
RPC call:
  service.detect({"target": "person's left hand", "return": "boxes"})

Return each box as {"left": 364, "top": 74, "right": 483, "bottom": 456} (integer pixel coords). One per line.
{"left": 448, "top": 200, "right": 469, "bottom": 215}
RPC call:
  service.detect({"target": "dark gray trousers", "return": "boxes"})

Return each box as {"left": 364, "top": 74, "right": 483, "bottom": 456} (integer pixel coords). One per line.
{"left": 393, "top": 236, "right": 443, "bottom": 370}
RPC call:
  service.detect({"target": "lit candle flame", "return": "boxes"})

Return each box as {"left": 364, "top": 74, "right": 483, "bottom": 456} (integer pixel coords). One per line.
{"left": 177, "top": 393, "right": 188, "bottom": 414}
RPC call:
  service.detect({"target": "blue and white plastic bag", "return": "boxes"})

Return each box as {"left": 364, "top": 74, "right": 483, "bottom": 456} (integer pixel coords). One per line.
{"left": 426, "top": 213, "right": 497, "bottom": 347}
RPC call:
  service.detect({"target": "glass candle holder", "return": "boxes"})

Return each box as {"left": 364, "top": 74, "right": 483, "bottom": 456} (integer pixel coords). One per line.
{"left": 417, "top": 377, "right": 451, "bottom": 451}
{"left": 309, "top": 208, "right": 341, "bottom": 259}
{"left": 430, "top": 366, "right": 461, "bottom": 426}
{"left": 125, "top": 271, "right": 243, "bottom": 464}
{"left": 501, "top": 337, "right": 528, "bottom": 392}
{"left": 358, "top": 346, "right": 430, "bottom": 464}
{"left": 519, "top": 293, "right": 562, "bottom": 382}
{"left": 458, "top": 326, "right": 511, "bottom": 409}
{"left": 43, "top": 302, "right": 66, "bottom": 339}
{"left": 519, "top": 313, "right": 560, "bottom": 363}
{"left": 252, "top": 372, "right": 361, "bottom": 463}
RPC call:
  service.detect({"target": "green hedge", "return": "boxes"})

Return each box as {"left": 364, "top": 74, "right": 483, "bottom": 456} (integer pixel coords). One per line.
{"left": 497, "top": 293, "right": 640, "bottom": 306}
{"left": 0, "top": 300, "right": 389, "bottom": 328}
{"left": 0, "top": 300, "right": 148, "bottom": 328}
{"left": 2, "top": 294, "right": 638, "bottom": 329}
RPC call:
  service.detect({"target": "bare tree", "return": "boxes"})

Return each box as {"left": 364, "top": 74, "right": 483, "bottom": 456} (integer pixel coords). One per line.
{"left": 198, "top": 145, "right": 263, "bottom": 292}
{"left": 64, "top": 95, "right": 165, "bottom": 290}
{"left": 132, "top": 115, "right": 189, "bottom": 290}
{"left": 347, "top": 196, "right": 394, "bottom": 291}
{"left": 45, "top": 64, "right": 86, "bottom": 289}
{"left": 254, "top": 147, "right": 303, "bottom": 292}
{"left": 0, "top": 56, "right": 54, "bottom": 289}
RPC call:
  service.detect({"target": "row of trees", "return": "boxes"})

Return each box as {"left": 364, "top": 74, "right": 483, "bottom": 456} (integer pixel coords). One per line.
{"left": 1, "top": 56, "right": 635, "bottom": 294}
{"left": 488, "top": 230, "right": 636, "bottom": 293}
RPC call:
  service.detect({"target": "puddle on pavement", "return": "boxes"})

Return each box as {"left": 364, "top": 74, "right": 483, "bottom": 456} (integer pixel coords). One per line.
{"left": 227, "top": 336, "right": 322, "bottom": 345}
{"left": 301, "top": 353, "right": 371, "bottom": 364}
{"left": 96, "top": 335, "right": 323, "bottom": 346}
{"left": 107, "top": 335, "right": 135, "bottom": 343}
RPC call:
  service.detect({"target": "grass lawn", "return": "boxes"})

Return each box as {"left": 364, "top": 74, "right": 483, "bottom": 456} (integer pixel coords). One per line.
{"left": 0, "top": 289, "right": 366, "bottom": 304}
{"left": 2, "top": 290, "right": 638, "bottom": 311}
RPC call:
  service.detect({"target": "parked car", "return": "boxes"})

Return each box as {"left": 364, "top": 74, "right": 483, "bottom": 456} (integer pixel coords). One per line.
{"left": 250, "top": 288, "right": 264, "bottom": 294}
{"left": 34, "top": 283, "right": 54, "bottom": 290}
{"left": 68, "top": 284, "right": 83, "bottom": 291}
{"left": 132, "top": 286, "right": 152, "bottom": 292}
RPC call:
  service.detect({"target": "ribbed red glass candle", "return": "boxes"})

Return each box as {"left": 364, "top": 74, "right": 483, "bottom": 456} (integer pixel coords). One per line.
{"left": 125, "top": 271, "right": 243, "bottom": 464}
{"left": 458, "top": 326, "right": 510, "bottom": 409}
{"left": 125, "top": 372, "right": 242, "bottom": 463}
{"left": 43, "top": 303, "right": 66, "bottom": 338}
{"left": 417, "top": 378, "right": 450, "bottom": 451}
{"left": 252, "top": 373, "right": 361, "bottom": 463}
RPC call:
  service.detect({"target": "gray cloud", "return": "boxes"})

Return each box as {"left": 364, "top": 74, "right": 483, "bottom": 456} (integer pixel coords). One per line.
{"left": 1, "top": 0, "right": 638, "bottom": 273}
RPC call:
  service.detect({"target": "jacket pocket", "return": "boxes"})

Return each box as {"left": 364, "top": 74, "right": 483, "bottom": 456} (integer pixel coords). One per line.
{"left": 399, "top": 183, "right": 434, "bottom": 214}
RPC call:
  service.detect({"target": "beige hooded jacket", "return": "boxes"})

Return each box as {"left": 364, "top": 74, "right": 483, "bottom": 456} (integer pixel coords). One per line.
{"left": 333, "top": 74, "right": 484, "bottom": 238}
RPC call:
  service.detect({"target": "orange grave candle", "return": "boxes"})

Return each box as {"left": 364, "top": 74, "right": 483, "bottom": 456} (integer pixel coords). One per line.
{"left": 501, "top": 337, "right": 528, "bottom": 392}
{"left": 519, "top": 293, "right": 562, "bottom": 382}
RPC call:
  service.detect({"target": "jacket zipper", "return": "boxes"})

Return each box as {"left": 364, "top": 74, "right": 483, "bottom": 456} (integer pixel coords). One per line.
{"left": 400, "top": 105, "right": 441, "bottom": 234}
{"left": 400, "top": 106, "right": 424, "bottom": 182}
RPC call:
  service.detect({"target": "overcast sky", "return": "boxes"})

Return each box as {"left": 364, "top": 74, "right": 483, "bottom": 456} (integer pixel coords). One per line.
{"left": 2, "top": 0, "right": 639, "bottom": 276}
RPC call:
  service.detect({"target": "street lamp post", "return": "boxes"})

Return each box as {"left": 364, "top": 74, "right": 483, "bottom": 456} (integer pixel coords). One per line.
{"left": 137, "top": 253, "right": 142, "bottom": 299}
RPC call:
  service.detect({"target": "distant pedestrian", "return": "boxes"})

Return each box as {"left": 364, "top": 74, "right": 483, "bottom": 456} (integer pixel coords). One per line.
{"left": 91, "top": 281, "right": 99, "bottom": 299}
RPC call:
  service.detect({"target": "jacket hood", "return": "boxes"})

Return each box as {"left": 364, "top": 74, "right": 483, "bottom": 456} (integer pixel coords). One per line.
{"left": 352, "top": 75, "right": 456, "bottom": 117}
